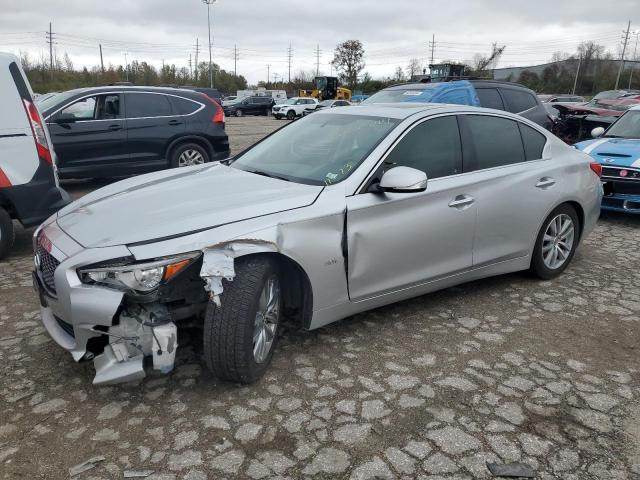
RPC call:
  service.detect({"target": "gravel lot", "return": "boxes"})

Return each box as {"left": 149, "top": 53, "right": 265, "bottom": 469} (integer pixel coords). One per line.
{"left": 1, "top": 116, "right": 639, "bottom": 479}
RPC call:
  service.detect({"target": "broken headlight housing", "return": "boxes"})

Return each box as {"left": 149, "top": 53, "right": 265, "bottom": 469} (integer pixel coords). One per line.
{"left": 78, "top": 253, "right": 200, "bottom": 293}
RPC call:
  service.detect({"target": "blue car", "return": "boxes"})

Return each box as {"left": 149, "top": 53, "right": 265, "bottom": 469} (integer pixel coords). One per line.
{"left": 574, "top": 105, "right": 640, "bottom": 213}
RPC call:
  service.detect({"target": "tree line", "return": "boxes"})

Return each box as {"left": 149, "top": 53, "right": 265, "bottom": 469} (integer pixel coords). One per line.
{"left": 19, "top": 51, "right": 248, "bottom": 94}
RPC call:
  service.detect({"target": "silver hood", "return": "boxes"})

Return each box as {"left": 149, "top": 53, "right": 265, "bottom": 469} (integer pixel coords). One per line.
{"left": 56, "top": 164, "right": 323, "bottom": 248}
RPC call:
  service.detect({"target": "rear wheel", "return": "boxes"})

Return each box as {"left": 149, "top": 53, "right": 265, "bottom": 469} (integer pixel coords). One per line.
{"left": 0, "top": 207, "right": 15, "bottom": 260}
{"left": 286, "top": 110, "right": 296, "bottom": 120}
{"left": 530, "top": 204, "right": 579, "bottom": 280}
{"left": 203, "top": 256, "right": 281, "bottom": 383}
{"left": 235, "top": 109, "right": 244, "bottom": 117}
{"left": 170, "top": 142, "right": 210, "bottom": 168}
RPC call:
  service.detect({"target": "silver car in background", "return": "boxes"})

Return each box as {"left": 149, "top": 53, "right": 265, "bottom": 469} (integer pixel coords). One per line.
{"left": 33, "top": 104, "right": 603, "bottom": 385}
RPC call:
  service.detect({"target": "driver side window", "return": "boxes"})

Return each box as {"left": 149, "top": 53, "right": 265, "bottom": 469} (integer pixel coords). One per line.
{"left": 384, "top": 116, "right": 463, "bottom": 179}
{"left": 59, "top": 96, "right": 97, "bottom": 121}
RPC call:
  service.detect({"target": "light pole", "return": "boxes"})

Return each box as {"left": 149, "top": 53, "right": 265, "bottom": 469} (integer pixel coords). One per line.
{"left": 202, "top": 0, "right": 217, "bottom": 89}
{"left": 628, "top": 30, "right": 640, "bottom": 89}
{"left": 122, "top": 51, "right": 129, "bottom": 82}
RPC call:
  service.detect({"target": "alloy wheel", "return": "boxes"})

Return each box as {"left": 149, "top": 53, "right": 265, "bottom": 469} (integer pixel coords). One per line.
{"left": 542, "top": 213, "right": 575, "bottom": 270}
{"left": 177, "top": 149, "right": 205, "bottom": 167}
{"left": 252, "top": 276, "right": 280, "bottom": 364}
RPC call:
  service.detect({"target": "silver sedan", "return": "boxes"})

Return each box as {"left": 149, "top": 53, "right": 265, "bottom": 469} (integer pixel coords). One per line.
{"left": 33, "top": 104, "right": 603, "bottom": 385}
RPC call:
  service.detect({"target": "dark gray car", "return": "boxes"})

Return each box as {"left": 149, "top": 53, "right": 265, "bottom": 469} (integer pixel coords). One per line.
{"left": 364, "top": 80, "right": 553, "bottom": 130}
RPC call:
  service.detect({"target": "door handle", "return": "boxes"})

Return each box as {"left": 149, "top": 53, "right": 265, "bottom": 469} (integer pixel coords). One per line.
{"left": 536, "top": 177, "right": 556, "bottom": 189}
{"left": 108, "top": 124, "right": 122, "bottom": 131}
{"left": 449, "top": 194, "right": 475, "bottom": 209}
{"left": 168, "top": 120, "right": 183, "bottom": 126}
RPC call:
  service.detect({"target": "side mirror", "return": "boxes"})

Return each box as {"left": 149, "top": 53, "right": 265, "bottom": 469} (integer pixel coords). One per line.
{"left": 378, "top": 166, "right": 427, "bottom": 194}
{"left": 591, "top": 127, "right": 605, "bottom": 138}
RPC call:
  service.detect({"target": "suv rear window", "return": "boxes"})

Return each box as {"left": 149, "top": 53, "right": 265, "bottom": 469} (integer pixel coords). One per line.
{"left": 126, "top": 93, "right": 172, "bottom": 118}
{"left": 502, "top": 89, "right": 538, "bottom": 113}
{"left": 475, "top": 88, "right": 504, "bottom": 110}
{"left": 169, "top": 95, "right": 200, "bottom": 115}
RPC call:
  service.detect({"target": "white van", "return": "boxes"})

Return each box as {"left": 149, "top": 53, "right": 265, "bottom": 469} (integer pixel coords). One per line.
{"left": 0, "top": 53, "right": 69, "bottom": 258}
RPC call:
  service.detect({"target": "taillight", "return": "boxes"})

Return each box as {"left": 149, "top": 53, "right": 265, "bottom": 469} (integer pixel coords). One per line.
{"left": 589, "top": 162, "right": 602, "bottom": 177}
{"left": 199, "top": 93, "right": 225, "bottom": 124}
{"left": 22, "top": 99, "right": 52, "bottom": 165}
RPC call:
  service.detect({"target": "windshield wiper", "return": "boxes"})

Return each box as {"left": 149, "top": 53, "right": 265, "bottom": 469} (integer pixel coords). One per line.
{"left": 244, "top": 168, "right": 292, "bottom": 182}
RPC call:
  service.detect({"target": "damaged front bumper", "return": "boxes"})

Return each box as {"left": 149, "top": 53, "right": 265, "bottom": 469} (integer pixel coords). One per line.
{"left": 33, "top": 221, "right": 180, "bottom": 385}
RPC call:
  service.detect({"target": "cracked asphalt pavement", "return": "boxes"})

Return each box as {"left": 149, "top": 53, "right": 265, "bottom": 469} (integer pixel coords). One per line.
{"left": 1, "top": 117, "right": 639, "bottom": 479}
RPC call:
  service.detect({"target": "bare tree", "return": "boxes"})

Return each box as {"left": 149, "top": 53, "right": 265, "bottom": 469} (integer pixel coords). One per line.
{"left": 405, "top": 58, "right": 422, "bottom": 79}
{"left": 332, "top": 40, "right": 365, "bottom": 89}
{"left": 394, "top": 66, "right": 405, "bottom": 82}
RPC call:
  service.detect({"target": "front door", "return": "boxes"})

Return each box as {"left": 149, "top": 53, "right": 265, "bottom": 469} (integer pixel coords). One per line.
{"left": 346, "top": 115, "right": 476, "bottom": 300}
{"left": 47, "top": 93, "right": 127, "bottom": 175}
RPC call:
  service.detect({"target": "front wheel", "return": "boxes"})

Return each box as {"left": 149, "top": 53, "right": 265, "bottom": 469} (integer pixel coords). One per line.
{"left": 530, "top": 204, "right": 580, "bottom": 280}
{"left": 286, "top": 110, "right": 296, "bottom": 120}
{"left": 0, "top": 207, "right": 15, "bottom": 260}
{"left": 235, "top": 109, "right": 244, "bottom": 117}
{"left": 203, "top": 256, "right": 282, "bottom": 383}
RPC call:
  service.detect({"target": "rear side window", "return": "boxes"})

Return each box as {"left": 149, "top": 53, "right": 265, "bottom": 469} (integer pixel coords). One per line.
{"left": 169, "top": 96, "right": 200, "bottom": 115}
{"left": 519, "top": 123, "right": 547, "bottom": 160}
{"left": 475, "top": 88, "right": 504, "bottom": 110}
{"left": 501, "top": 89, "right": 538, "bottom": 113}
{"left": 463, "top": 115, "right": 525, "bottom": 171}
{"left": 385, "top": 116, "right": 462, "bottom": 179}
{"left": 126, "top": 93, "right": 172, "bottom": 118}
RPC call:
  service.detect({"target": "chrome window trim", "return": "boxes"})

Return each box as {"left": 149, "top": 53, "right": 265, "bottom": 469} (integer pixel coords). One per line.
{"left": 354, "top": 111, "right": 550, "bottom": 195}
{"left": 44, "top": 91, "right": 205, "bottom": 122}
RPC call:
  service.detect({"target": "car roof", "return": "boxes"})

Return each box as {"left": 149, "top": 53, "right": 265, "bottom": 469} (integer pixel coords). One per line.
{"left": 384, "top": 79, "right": 531, "bottom": 91}
{"left": 630, "top": 104, "right": 640, "bottom": 111}
{"left": 57, "top": 85, "right": 201, "bottom": 96}
{"left": 312, "top": 102, "right": 530, "bottom": 121}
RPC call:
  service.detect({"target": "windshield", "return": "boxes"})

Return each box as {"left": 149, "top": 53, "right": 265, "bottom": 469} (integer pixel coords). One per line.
{"left": 319, "top": 100, "right": 333, "bottom": 107}
{"left": 37, "top": 91, "right": 74, "bottom": 113}
{"left": 605, "top": 110, "right": 640, "bottom": 138}
{"left": 282, "top": 98, "right": 297, "bottom": 105}
{"left": 362, "top": 88, "right": 428, "bottom": 104}
{"left": 231, "top": 114, "right": 400, "bottom": 185}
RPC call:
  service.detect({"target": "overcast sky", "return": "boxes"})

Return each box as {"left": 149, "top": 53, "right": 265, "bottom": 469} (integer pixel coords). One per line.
{"left": 0, "top": 0, "right": 637, "bottom": 85}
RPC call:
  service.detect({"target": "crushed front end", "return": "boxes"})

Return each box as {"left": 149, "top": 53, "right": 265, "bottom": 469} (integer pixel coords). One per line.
{"left": 32, "top": 219, "right": 208, "bottom": 385}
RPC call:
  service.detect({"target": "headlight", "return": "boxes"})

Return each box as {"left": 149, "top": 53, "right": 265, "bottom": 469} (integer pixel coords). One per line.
{"left": 79, "top": 253, "right": 199, "bottom": 293}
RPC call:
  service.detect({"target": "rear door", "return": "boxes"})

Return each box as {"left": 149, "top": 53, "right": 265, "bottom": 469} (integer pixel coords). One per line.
{"left": 458, "top": 113, "right": 559, "bottom": 266}
{"left": 47, "top": 93, "right": 127, "bottom": 175}
{"left": 125, "top": 92, "right": 185, "bottom": 167}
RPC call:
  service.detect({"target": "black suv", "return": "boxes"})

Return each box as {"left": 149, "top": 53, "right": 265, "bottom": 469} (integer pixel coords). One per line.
{"left": 223, "top": 96, "right": 275, "bottom": 117}
{"left": 364, "top": 80, "right": 552, "bottom": 130}
{"left": 37, "top": 86, "right": 230, "bottom": 179}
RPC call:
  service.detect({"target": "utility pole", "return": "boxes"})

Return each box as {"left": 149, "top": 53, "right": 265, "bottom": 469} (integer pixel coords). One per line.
{"left": 429, "top": 33, "right": 436, "bottom": 66}
{"left": 267, "top": 64, "right": 271, "bottom": 86}
{"left": 123, "top": 52, "right": 129, "bottom": 82}
{"left": 615, "top": 20, "right": 631, "bottom": 90}
{"left": 628, "top": 30, "right": 640, "bottom": 89}
{"left": 315, "top": 44, "right": 321, "bottom": 76}
{"left": 234, "top": 44, "right": 238, "bottom": 76}
{"left": 47, "top": 22, "right": 54, "bottom": 79}
{"left": 202, "top": 0, "right": 217, "bottom": 89}
{"left": 287, "top": 44, "right": 293, "bottom": 83}
{"left": 572, "top": 56, "right": 582, "bottom": 94}
{"left": 194, "top": 38, "right": 200, "bottom": 82}
{"left": 189, "top": 53, "right": 192, "bottom": 79}
{"left": 99, "top": 44, "right": 105, "bottom": 74}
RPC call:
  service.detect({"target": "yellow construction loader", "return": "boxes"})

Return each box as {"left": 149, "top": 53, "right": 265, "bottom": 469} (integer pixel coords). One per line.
{"left": 299, "top": 76, "right": 351, "bottom": 101}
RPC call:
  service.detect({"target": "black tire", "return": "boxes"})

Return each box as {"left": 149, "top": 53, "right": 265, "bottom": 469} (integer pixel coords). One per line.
{"left": 170, "top": 142, "right": 210, "bottom": 168}
{"left": 286, "top": 110, "right": 296, "bottom": 120}
{"left": 274, "top": 115, "right": 282, "bottom": 120}
{"left": 0, "top": 207, "right": 15, "bottom": 260}
{"left": 235, "top": 109, "right": 243, "bottom": 117}
{"left": 530, "top": 204, "right": 580, "bottom": 280}
{"left": 203, "top": 256, "right": 281, "bottom": 383}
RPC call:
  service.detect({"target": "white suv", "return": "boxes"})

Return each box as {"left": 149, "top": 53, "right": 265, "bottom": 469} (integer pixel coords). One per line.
{"left": 272, "top": 97, "right": 318, "bottom": 120}
{"left": 0, "top": 53, "right": 69, "bottom": 258}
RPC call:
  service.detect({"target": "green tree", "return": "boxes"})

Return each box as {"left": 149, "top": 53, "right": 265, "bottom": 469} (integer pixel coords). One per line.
{"left": 331, "top": 40, "right": 365, "bottom": 89}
